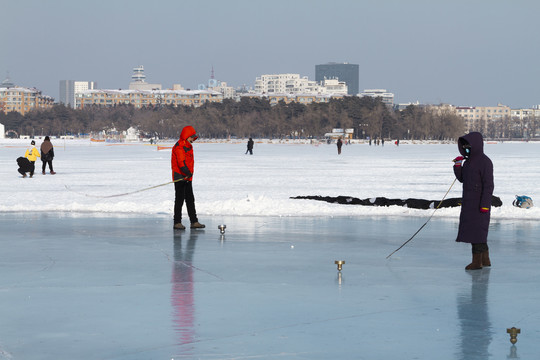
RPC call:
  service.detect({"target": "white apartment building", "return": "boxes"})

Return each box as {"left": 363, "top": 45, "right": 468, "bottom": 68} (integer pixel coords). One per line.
{"left": 254, "top": 74, "right": 346, "bottom": 95}
{"left": 359, "top": 89, "right": 395, "bottom": 106}
{"left": 510, "top": 108, "right": 540, "bottom": 120}
{"left": 320, "top": 78, "right": 348, "bottom": 95}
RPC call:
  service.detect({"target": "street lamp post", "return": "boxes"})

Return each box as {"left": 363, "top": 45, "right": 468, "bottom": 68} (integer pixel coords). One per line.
{"left": 359, "top": 123, "right": 369, "bottom": 139}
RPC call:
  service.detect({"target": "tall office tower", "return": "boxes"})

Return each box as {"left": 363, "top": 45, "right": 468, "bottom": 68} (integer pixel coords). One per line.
{"left": 59, "top": 80, "right": 97, "bottom": 108}
{"left": 315, "top": 62, "right": 359, "bottom": 95}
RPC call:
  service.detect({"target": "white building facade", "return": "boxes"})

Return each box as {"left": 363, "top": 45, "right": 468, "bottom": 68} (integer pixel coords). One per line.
{"left": 254, "top": 73, "right": 347, "bottom": 95}
{"left": 320, "top": 78, "right": 348, "bottom": 95}
{"left": 359, "top": 89, "right": 395, "bottom": 106}
{"left": 510, "top": 108, "right": 540, "bottom": 120}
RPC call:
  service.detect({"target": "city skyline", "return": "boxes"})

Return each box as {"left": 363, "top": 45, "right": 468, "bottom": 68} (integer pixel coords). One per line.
{"left": 1, "top": 0, "right": 539, "bottom": 108}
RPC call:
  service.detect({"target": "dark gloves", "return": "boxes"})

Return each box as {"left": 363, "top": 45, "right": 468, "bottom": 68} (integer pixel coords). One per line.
{"left": 173, "top": 172, "right": 185, "bottom": 181}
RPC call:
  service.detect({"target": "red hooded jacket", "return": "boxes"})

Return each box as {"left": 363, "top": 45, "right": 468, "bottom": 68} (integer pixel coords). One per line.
{"left": 171, "top": 126, "right": 198, "bottom": 181}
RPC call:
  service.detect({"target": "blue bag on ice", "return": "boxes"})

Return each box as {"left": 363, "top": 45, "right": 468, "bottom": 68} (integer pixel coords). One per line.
{"left": 513, "top": 195, "right": 533, "bottom": 209}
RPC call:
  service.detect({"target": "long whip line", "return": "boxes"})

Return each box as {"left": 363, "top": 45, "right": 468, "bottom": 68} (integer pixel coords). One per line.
{"left": 386, "top": 178, "right": 457, "bottom": 259}
{"left": 64, "top": 178, "right": 184, "bottom": 199}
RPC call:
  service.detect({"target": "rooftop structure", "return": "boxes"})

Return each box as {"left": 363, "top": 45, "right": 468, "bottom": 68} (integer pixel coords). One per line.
{"left": 1, "top": 73, "right": 15, "bottom": 88}
{"left": 128, "top": 65, "right": 162, "bottom": 91}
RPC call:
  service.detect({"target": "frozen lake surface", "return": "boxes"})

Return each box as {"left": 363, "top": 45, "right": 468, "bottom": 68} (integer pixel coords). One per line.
{"left": 1, "top": 212, "right": 539, "bottom": 359}
{"left": 2, "top": 138, "right": 540, "bottom": 358}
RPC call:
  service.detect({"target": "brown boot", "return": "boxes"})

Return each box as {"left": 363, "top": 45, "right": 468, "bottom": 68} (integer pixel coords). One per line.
{"left": 482, "top": 250, "right": 491, "bottom": 267}
{"left": 191, "top": 221, "right": 205, "bottom": 229}
{"left": 173, "top": 223, "right": 186, "bottom": 230}
{"left": 465, "top": 253, "right": 483, "bottom": 270}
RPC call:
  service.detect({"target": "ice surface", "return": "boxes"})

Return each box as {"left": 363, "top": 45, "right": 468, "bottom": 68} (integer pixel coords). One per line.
{"left": 1, "top": 139, "right": 540, "bottom": 359}
{"left": 0, "top": 213, "right": 539, "bottom": 359}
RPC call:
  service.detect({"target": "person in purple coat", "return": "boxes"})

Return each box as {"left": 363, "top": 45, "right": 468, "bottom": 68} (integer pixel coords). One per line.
{"left": 453, "top": 132, "right": 494, "bottom": 270}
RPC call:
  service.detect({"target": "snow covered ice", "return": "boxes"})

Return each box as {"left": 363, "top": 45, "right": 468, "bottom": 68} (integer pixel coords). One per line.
{"left": 1, "top": 138, "right": 540, "bottom": 359}
{"left": 1, "top": 138, "right": 539, "bottom": 219}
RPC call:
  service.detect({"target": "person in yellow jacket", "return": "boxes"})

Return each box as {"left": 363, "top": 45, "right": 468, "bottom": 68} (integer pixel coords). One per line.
{"left": 23, "top": 140, "right": 40, "bottom": 177}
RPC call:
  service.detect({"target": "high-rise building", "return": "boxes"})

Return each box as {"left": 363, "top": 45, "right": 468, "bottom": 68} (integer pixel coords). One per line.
{"left": 59, "top": 80, "right": 97, "bottom": 108}
{"left": 315, "top": 62, "right": 359, "bottom": 95}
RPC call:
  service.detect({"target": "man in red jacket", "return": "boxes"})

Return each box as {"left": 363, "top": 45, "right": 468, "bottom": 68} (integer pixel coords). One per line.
{"left": 171, "top": 126, "right": 205, "bottom": 230}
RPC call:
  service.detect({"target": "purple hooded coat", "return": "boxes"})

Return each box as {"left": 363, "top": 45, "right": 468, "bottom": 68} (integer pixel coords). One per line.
{"left": 454, "top": 132, "right": 494, "bottom": 244}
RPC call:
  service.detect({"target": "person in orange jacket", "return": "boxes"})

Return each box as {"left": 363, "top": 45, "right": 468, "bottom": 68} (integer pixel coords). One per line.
{"left": 171, "top": 126, "right": 205, "bottom": 230}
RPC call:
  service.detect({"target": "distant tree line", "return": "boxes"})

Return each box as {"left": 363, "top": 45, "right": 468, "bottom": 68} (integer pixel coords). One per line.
{"left": 484, "top": 115, "right": 540, "bottom": 139}
{"left": 1, "top": 97, "right": 468, "bottom": 140}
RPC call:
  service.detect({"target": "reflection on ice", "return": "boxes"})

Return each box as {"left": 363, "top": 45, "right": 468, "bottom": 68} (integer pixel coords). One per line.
{"left": 1, "top": 213, "right": 540, "bottom": 359}
{"left": 171, "top": 232, "right": 197, "bottom": 355}
{"left": 457, "top": 270, "right": 492, "bottom": 360}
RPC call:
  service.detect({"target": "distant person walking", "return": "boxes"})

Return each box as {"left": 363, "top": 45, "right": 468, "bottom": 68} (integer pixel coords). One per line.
{"left": 40, "top": 136, "right": 56, "bottom": 175}
{"left": 246, "top": 138, "right": 254, "bottom": 155}
{"left": 337, "top": 137, "right": 343, "bottom": 154}
{"left": 453, "top": 132, "right": 494, "bottom": 270}
{"left": 171, "top": 126, "right": 205, "bottom": 230}
{"left": 19, "top": 140, "right": 40, "bottom": 178}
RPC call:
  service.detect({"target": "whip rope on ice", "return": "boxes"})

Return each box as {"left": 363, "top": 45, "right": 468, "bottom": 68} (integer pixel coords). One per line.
{"left": 65, "top": 178, "right": 183, "bottom": 199}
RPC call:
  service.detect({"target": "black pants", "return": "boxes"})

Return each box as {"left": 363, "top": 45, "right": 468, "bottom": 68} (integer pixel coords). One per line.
{"left": 174, "top": 180, "right": 198, "bottom": 224}
{"left": 472, "top": 243, "right": 489, "bottom": 254}
{"left": 28, "top": 161, "right": 35, "bottom": 176}
{"left": 42, "top": 160, "right": 54, "bottom": 173}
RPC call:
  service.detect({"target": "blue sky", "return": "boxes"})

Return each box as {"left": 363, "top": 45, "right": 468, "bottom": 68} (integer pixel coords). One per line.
{"left": 1, "top": 0, "right": 539, "bottom": 108}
